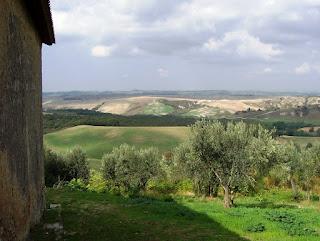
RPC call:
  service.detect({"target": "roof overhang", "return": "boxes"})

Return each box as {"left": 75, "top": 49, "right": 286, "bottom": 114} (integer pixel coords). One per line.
{"left": 25, "top": 0, "right": 55, "bottom": 45}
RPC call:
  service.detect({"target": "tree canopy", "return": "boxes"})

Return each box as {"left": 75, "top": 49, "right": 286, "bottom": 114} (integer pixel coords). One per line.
{"left": 176, "top": 120, "right": 277, "bottom": 208}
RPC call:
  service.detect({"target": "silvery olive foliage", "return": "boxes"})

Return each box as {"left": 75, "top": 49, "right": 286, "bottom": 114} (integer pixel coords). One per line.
{"left": 175, "top": 120, "right": 277, "bottom": 208}
{"left": 270, "top": 142, "right": 320, "bottom": 200}
{"left": 66, "top": 147, "right": 90, "bottom": 183}
{"left": 101, "top": 144, "right": 160, "bottom": 195}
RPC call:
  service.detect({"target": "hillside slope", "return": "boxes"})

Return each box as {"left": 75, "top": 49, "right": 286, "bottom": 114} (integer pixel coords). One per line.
{"left": 44, "top": 94, "right": 320, "bottom": 118}
{"left": 44, "top": 126, "right": 189, "bottom": 160}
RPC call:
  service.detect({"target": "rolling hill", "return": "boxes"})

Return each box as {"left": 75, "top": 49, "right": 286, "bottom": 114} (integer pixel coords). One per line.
{"left": 44, "top": 126, "right": 189, "bottom": 168}
{"left": 43, "top": 92, "right": 320, "bottom": 120}
{"left": 45, "top": 125, "right": 320, "bottom": 170}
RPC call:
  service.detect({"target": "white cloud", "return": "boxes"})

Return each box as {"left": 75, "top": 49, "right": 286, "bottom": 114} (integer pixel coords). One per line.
{"left": 264, "top": 67, "right": 272, "bottom": 73}
{"left": 91, "top": 45, "right": 116, "bottom": 57}
{"left": 52, "top": 1, "right": 320, "bottom": 40}
{"left": 203, "top": 31, "right": 282, "bottom": 60}
{"left": 203, "top": 38, "right": 222, "bottom": 51}
{"left": 45, "top": 0, "right": 320, "bottom": 92}
{"left": 52, "top": 1, "right": 141, "bottom": 41}
{"left": 50, "top": 0, "right": 320, "bottom": 68}
{"left": 129, "top": 47, "right": 144, "bottom": 56}
{"left": 295, "top": 62, "right": 320, "bottom": 74}
{"left": 157, "top": 68, "right": 169, "bottom": 78}
{"left": 295, "top": 63, "right": 311, "bottom": 74}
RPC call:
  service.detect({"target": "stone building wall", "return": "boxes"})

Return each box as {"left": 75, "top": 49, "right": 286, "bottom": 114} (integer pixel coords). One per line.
{"left": 0, "top": 0, "right": 44, "bottom": 240}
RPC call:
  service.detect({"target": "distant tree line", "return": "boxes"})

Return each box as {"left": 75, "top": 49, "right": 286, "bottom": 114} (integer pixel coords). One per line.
{"left": 43, "top": 109, "right": 198, "bottom": 133}
{"left": 43, "top": 109, "right": 320, "bottom": 138}
{"left": 263, "top": 121, "right": 320, "bottom": 137}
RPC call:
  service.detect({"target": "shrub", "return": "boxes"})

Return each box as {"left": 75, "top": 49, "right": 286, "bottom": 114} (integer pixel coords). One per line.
{"left": 310, "top": 194, "right": 320, "bottom": 202}
{"left": 67, "top": 179, "right": 88, "bottom": 191}
{"left": 44, "top": 147, "right": 90, "bottom": 187}
{"left": 246, "top": 223, "right": 265, "bottom": 233}
{"left": 176, "top": 179, "right": 193, "bottom": 193}
{"left": 44, "top": 148, "right": 69, "bottom": 187}
{"left": 86, "top": 171, "right": 108, "bottom": 193}
{"left": 101, "top": 144, "right": 161, "bottom": 195}
{"left": 147, "top": 180, "right": 177, "bottom": 194}
{"left": 266, "top": 211, "right": 317, "bottom": 236}
{"left": 65, "top": 147, "right": 90, "bottom": 183}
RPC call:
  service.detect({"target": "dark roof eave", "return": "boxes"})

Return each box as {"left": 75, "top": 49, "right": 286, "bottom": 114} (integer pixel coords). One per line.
{"left": 25, "top": 0, "right": 55, "bottom": 45}
{"left": 40, "top": 0, "right": 55, "bottom": 45}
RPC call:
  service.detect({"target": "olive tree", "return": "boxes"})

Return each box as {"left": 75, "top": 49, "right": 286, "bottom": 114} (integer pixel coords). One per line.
{"left": 178, "top": 120, "right": 276, "bottom": 208}
{"left": 298, "top": 146, "right": 320, "bottom": 200}
{"left": 65, "top": 147, "right": 90, "bottom": 183}
{"left": 138, "top": 147, "right": 162, "bottom": 188}
{"left": 271, "top": 143, "right": 320, "bottom": 200}
{"left": 174, "top": 142, "right": 219, "bottom": 197}
{"left": 271, "top": 142, "right": 301, "bottom": 198}
{"left": 101, "top": 144, "right": 160, "bottom": 194}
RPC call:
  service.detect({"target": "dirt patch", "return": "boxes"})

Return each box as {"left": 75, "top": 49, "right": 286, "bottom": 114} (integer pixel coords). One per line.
{"left": 198, "top": 99, "right": 266, "bottom": 113}
{"left": 98, "top": 102, "right": 131, "bottom": 115}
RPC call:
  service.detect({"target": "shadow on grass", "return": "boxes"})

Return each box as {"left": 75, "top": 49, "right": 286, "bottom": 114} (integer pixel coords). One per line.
{"left": 31, "top": 189, "right": 250, "bottom": 241}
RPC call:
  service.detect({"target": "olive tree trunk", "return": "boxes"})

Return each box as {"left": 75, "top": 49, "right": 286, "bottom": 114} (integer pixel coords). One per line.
{"left": 290, "top": 176, "right": 299, "bottom": 199}
{"left": 223, "top": 185, "right": 232, "bottom": 208}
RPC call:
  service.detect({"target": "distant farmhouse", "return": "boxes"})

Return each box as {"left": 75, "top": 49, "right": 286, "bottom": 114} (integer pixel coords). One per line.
{"left": 0, "top": 0, "right": 54, "bottom": 240}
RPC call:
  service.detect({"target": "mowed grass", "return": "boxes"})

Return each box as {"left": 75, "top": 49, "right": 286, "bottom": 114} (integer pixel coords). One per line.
{"left": 44, "top": 125, "right": 189, "bottom": 160}
{"left": 31, "top": 188, "right": 320, "bottom": 241}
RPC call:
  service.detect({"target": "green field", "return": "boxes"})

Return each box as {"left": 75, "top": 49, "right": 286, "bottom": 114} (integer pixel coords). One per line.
{"left": 143, "top": 101, "right": 175, "bottom": 115}
{"left": 45, "top": 125, "right": 320, "bottom": 169}
{"left": 45, "top": 126, "right": 189, "bottom": 167}
{"left": 31, "top": 188, "right": 320, "bottom": 241}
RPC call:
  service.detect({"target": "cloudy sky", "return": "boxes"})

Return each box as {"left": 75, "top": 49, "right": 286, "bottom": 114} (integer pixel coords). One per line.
{"left": 43, "top": 0, "right": 320, "bottom": 92}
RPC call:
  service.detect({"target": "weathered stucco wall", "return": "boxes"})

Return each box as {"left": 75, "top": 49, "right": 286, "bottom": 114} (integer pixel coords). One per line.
{"left": 0, "top": 0, "right": 44, "bottom": 240}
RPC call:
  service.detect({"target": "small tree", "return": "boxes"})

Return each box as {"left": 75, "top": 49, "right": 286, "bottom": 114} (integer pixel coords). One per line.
{"left": 160, "top": 151, "right": 174, "bottom": 179}
{"left": 179, "top": 120, "right": 276, "bottom": 208}
{"left": 44, "top": 147, "right": 68, "bottom": 187}
{"left": 273, "top": 142, "right": 301, "bottom": 199}
{"left": 174, "top": 142, "right": 219, "bottom": 197}
{"left": 101, "top": 144, "right": 160, "bottom": 194}
{"left": 65, "top": 147, "right": 90, "bottom": 183}
{"left": 299, "top": 145, "right": 320, "bottom": 200}
{"left": 138, "top": 147, "right": 161, "bottom": 189}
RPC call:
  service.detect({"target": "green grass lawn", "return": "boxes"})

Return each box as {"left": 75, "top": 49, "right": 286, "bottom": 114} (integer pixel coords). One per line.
{"left": 44, "top": 126, "right": 189, "bottom": 166}
{"left": 31, "top": 188, "right": 320, "bottom": 241}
